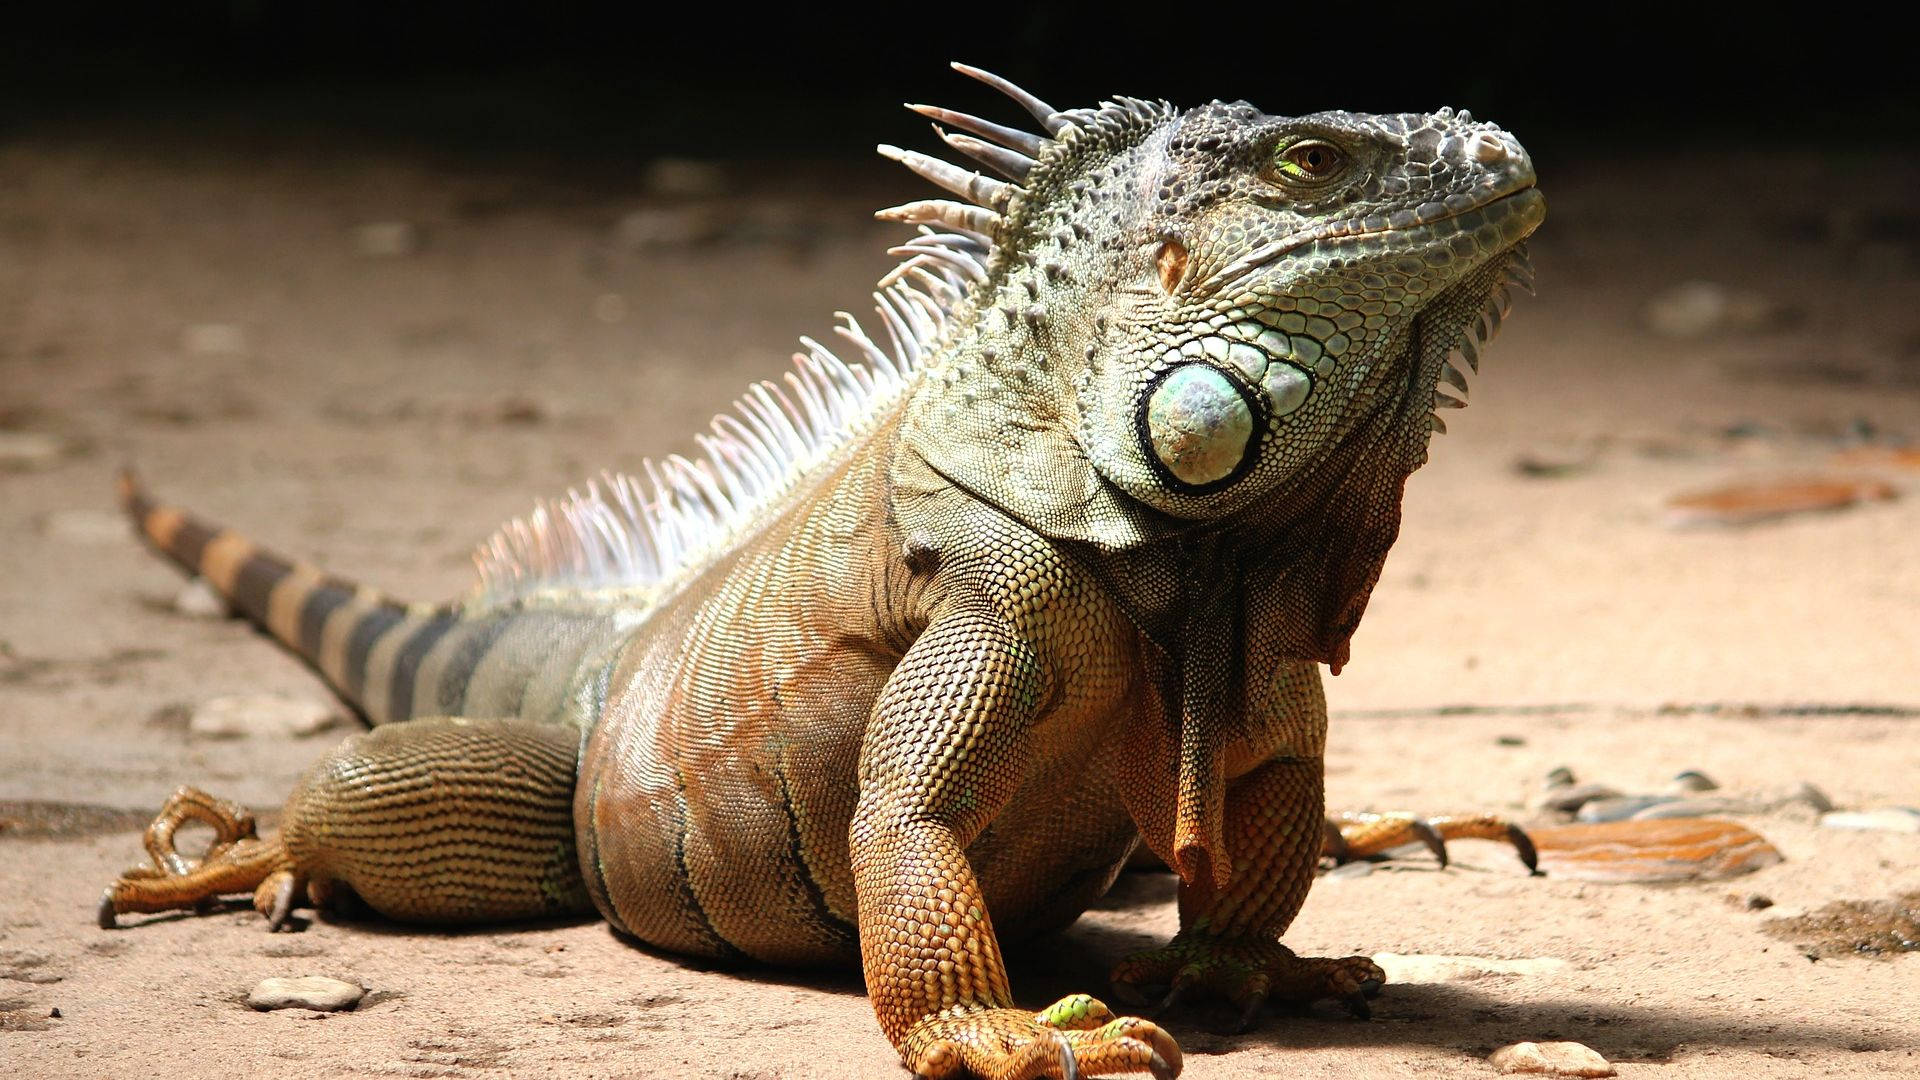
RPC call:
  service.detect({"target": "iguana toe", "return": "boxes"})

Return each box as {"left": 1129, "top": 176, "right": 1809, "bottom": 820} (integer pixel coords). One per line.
{"left": 904, "top": 1000, "right": 1179, "bottom": 1080}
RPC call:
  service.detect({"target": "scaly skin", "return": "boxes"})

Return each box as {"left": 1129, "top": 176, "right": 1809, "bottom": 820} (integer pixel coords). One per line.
{"left": 101, "top": 66, "right": 1544, "bottom": 1079}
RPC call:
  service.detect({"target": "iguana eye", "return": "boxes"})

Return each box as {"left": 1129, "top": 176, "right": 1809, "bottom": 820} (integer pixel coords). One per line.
{"left": 1270, "top": 139, "right": 1345, "bottom": 184}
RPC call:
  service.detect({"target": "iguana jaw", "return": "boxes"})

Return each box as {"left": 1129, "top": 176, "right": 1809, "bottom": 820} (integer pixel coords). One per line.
{"left": 1201, "top": 181, "right": 1543, "bottom": 297}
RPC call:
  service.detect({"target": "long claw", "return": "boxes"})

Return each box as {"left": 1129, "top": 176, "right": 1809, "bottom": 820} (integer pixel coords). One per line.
{"left": 1055, "top": 1031, "right": 1078, "bottom": 1080}
{"left": 1508, "top": 823, "right": 1540, "bottom": 873}
{"left": 1410, "top": 817, "right": 1449, "bottom": 867}
{"left": 1148, "top": 1046, "right": 1178, "bottom": 1080}
{"left": 1232, "top": 990, "right": 1268, "bottom": 1034}
{"left": 1344, "top": 990, "right": 1373, "bottom": 1019}
{"left": 1155, "top": 982, "right": 1187, "bottom": 1015}
{"left": 96, "top": 889, "right": 118, "bottom": 930}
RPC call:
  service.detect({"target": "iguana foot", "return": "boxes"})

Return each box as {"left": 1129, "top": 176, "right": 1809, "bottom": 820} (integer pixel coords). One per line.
{"left": 903, "top": 996, "right": 1180, "bottom": 1080}
{"left": 1110, "top": 935, "right": 1384, "bottom": 1030}
{"left": 97, "top": 785, "right": 296, "bottom": 929}
{"left": 1323, "top": 811, "right": 1537, "bottom": 872}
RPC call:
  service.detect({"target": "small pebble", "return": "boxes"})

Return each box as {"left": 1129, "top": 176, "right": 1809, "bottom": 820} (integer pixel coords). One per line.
{"left": 1784, "top": 782, "right": 1835, "bottom": 814}
{"left": 247, "top": 975, "right": 364, "bottom": 1012}
{"left": 1820, "top": 808, "right": 1920, "bottom": 833}
{"left": 1496, "top": 735, "right": 1527, "bottom": 747}
{"left": 351, "top": 222, "right": 419, "bottom": 258}
{"left": 1490, "top": 1040, "right": 1616, "bottom": 1077}
{"left": 0, "top": 431, "right": 69, "bottom": 472}
{"left": 1642, "top": 280, "right": 1777, "bottom": 339}
{"left": 1669, "top": 769, "right": 1719, "bottom": 793}
{"left": 173, "top": 578, "right": 230, "bottom": 620}
{"left": 189, "top": 695, "right": 344, "bottom": 739}
{"left": 41, "top": 509, "right": 129, "bottom": 545}
{"left": 1744, "top": 893, "right": 1776, "bottom": 911}
{"left": 1535, "top": 781, "right": 1622, "bottom": 813}
{"left": 180, "top": 323, "right": 247, "bottom": 355}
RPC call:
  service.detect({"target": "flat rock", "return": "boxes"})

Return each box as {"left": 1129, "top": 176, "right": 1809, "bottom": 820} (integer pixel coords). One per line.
{"left": 247, "top": 976, "right": 363, "bottom": 1012}
{"left": 1490, "top": 1041, "right": 1616, "bottom": 1076}
{"left": 1820, "top": 808, "right": 1920, "bottom": 833}
{"left": 1373, "top": 953, "right": 1570, "bottom": 984}
{"left": 1576, "top": 795, "right": 1675, "bottom": 822}
{"left": 1630, "top": 796, "right": 1750, "bottom": 820}
{"left": 1534, "top": 781, "right": 1621, "bottom": 813}
{"left": 1531, "top": 818, "right": 1783, "bottom": 883}
{"left": 189, "top": 694, "right": 344, "bottom": 739}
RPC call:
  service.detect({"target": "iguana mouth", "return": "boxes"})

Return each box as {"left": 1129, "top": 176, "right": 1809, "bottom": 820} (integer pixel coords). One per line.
{"left": 1201, "top": 184, "right": 1544, "bottom": 294}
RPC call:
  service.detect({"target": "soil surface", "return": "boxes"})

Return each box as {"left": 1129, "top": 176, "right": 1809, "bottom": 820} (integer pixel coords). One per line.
{"left": 2, "top": 120, "right": 1917, "bottom": 1078}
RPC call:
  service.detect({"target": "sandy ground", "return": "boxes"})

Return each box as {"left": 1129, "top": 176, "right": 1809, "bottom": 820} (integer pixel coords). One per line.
{"left": 1, "top": 122, "right": 1917, "bottom": 1079}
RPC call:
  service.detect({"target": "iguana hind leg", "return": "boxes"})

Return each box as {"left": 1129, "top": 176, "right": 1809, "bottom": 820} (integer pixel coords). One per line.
{"left": 100, "top": 717, "right": 592, "bottom": 930}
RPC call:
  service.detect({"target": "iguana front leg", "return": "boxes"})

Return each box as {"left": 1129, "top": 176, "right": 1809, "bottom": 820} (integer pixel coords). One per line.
{"left": 854, "top": 605, "right": 1179, "bottom": 1080}
{"left": 1111, "top": 757, "right": 1384, "bottom": 1028}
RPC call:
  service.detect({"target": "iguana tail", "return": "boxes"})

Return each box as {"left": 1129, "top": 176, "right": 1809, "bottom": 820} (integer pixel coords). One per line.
{"left": 120, "top": 471, "right": 457, "bottom": 725}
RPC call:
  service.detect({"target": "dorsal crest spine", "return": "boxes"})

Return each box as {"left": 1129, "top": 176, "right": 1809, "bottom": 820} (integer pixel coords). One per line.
{"left": 470, "top": 64, "right": 1100, "bottom": 607}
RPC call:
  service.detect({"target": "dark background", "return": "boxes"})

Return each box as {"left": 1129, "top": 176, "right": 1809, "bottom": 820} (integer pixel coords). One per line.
{"left": 4, "top": 3, "right": 1913, "bottom": 166}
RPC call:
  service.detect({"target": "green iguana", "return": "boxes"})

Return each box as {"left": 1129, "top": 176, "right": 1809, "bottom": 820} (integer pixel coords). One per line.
{"left": 100, "top": 63, "right": 1544, "bottom": 1079}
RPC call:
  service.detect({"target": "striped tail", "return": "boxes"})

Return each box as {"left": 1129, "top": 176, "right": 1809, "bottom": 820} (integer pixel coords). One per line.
{"left": 121, "top": 471, "right": 458, "bottom": 725}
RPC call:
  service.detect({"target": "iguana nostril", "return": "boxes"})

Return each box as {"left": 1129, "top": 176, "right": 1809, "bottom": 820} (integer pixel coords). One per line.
{"left": 1472, "top": 134, "right": 1508, "bottom": 165}
{"left": 1144, "top": 364, "right": 1253, "bottom": 487}
{"left": 1156, "top": 240, "right": 1189, "bottom": 295}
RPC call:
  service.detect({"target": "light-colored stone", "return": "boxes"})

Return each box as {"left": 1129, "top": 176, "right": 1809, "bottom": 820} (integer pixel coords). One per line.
{"left": 189, "top": 694, "right": 344, "bottom": 739}
{"left": 0, "top": 431, "right": 69, "bottom": 472}
{"left": 1642, "top": 280, "right": 1776, "bottom": 339}
{"left": 351, "top": 221, "right": 418, "bottom": 258}
{"left": 247, "top": 976, "right": 364, "bottom": 1013}
{"left": 41, "top": 509, "right": 129, "bottom": 545}
{"left": 181, "top": 323, "right": 247, "bottom": 355}
{"left": 173, "top": 578, "right": 230, "bottom": 619}
{"left": 1373, "top": 953, "right": 1570, "bottom": 984}
{"left": 1490, "top": 1041, "right": 1615, "bottom": 1076}
{"left": 1820, "top": 807, "right": 1920, "bottom": 833}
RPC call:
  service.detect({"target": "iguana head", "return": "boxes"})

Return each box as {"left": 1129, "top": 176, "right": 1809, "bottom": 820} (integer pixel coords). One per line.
{"left": 1077, "top": 103, "right": 1542, "bottom": 517}
{"left": 892, "top": 69, "right": 1542, "bottom": 553}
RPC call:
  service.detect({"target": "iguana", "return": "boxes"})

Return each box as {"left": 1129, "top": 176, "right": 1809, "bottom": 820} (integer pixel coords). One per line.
{"left": 99, "top": 64, "right": 1544, "bottom": 1079}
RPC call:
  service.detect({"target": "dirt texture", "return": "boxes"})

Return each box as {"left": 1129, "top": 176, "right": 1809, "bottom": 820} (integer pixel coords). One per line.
{"left": 1, "top": 123, "right": 1917, "bottom": 1078}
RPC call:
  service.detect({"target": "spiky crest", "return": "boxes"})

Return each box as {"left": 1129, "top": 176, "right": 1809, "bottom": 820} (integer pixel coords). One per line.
{"left": 469, "top": 63, "right": 1079, "bottom": 606}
